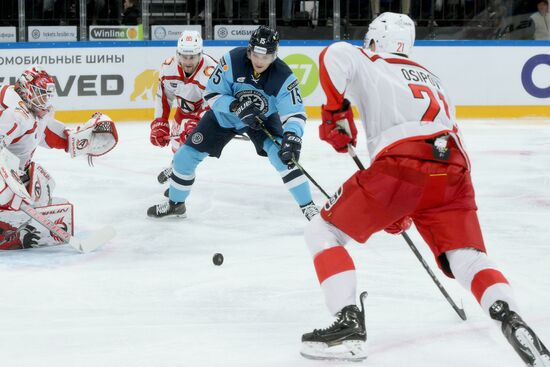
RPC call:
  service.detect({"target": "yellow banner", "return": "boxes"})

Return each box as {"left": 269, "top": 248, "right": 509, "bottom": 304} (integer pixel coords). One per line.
{"left": 57, "top": 105, "right": 550, "bottom": 124}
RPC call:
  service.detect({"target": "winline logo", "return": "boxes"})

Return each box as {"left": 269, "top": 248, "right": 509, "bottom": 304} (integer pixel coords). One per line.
{"left": 91, "top": 27, "right": 137, "bottom": 39}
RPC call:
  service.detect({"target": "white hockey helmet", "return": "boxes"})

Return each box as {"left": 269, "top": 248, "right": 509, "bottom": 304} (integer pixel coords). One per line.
{"left": 177, "top": 30, "right": 203, "bottom": 56}
{"left": 364, "top": 12, "right": 415, "bottom": 56}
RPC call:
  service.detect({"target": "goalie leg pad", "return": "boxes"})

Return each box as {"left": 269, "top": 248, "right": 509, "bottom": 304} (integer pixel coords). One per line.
{"left": 0, "top": 202, "right": 74, "bottom": 249}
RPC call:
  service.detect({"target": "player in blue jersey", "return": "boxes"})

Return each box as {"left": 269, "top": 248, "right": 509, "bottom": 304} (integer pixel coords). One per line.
{"left": 147, "top": 26, "right": 319, "bottom": 221}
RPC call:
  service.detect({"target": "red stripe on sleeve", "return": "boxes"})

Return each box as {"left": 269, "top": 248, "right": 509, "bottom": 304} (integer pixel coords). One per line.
{"left": 319, "top": 46, "right": 345, "bottom": 111}
{"left": 160, "top": 81, "right": 171, "bottom": 120}
{"left": 471, "top": 268, "right": 509, "bottom": 303}
{"left": 313, "top": 246, "right": 355, "bottom": 284}
{"left": 11, "top": 121, "right": 38, "bottom": 144}
{"left": 44, "top": 127, "right": 68, "bottom": 150}
{"left": 0, "top": 85, "right": 9, "bottom": 109}
{"left": 6, "top": 123, "right": 17, "bottom": 136}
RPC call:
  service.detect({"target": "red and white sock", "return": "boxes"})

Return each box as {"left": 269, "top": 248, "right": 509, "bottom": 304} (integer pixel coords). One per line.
{"left": 305, "top": 216, "right": 356, "bottom": 315}
{"left": 314, "top": 246, "right": 357, "bottom": 314}
{"left": 447, "top": 248, "right": 519, "bottom": 314}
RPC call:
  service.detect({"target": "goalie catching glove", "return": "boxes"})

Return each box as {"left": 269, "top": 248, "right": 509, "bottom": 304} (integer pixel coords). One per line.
{"left": 319, "top": 99, "right": 357, "bottom": 153}
{"left": 67, "top": 112, "right": 118, "bottom": 161}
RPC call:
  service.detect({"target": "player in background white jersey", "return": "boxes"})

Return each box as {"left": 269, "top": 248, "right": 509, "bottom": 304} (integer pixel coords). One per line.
{"left": 0, "top": 66, "right": 117, "bottom": 250}
{"left": 150, "top": 30, "right": 218, "bottom": 186}
{"left": 299, "top": 13, "right": 550, "bottom": 366}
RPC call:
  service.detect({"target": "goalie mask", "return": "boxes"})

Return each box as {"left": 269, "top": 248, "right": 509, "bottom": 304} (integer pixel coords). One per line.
{"left": 364, "top": 12, "right": 415, "bottom": 57}
{"left": 14, "top": 66, "right": 56, "bottom": 117}
{"left": 177, "top": 30, "right": 203, "bottom": 74}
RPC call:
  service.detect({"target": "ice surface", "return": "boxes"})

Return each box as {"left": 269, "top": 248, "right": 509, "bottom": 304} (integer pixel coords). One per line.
{"left": 1, "top": 120, "right": 549, "bottom": 367}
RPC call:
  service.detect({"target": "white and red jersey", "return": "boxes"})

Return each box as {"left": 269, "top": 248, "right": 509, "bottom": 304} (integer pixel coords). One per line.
{"left": 154, "top": 53, "right": 218, "bottom": 123}
{"left": 0, "top": 85, "right": 68, "bottom": 170}
{"left": 320, "top": 42, "right": 469, "bottom": 167}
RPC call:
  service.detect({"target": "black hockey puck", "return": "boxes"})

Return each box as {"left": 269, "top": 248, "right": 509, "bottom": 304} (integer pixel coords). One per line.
{"left": 213, "top": 253, "right": 224, "bottom": 266}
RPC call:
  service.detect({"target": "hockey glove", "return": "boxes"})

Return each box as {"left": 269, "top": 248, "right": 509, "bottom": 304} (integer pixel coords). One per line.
{"left": 231, "top": 99, "right": 266, "bottom": 130}
{"left": 150, "top": 118, "right": 170, "bottom": 147}
{"left": 278, "top": 132, "right": 302, "bottom": 169}
{"left": 180, "top": 118, "right": 200, "bottom": 144}
{"left": 384, "top": 216, "right": 413, "bottom": 235}
{"left": 319, "top": 99, "right": 357, "bottom": 153}
{"left": 20, "top": 224, "right": 40, "bottom": 249}
{"left": 67, "top": 113, "right": 118, "bottom": 159}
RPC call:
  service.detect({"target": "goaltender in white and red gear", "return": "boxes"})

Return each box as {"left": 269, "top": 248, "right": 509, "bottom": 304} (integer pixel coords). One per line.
{"left": 300, "top": 12, "right": 550, "bottom": 366}
{"left": 150, "top": 30, "right": 217, "bottom": 153}
{"left": 0, "top": 66, "right": 118, "bottom": 250}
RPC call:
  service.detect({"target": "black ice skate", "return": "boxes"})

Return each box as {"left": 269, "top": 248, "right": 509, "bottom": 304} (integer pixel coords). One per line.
{"left": 300, "top": 201, "right": 319, "bottom": 221}
{"left": 490, "top": 300, "right": 550, "bottom": 367}
{"left": 301, "top": 291, "right": 368, "bottom": 361}
{"left": 157, "top": 167, "right": 172, "bottom": 184}
{"left": 147, "top": 200, "right": 186, "bottom": 219}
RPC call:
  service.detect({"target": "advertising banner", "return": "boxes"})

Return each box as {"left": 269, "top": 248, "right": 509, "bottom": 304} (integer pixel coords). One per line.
{"left": 214, "top": 25, "right": 259, "bottom": 40}
{"left": 0, "top": 27, "right": 16, "bottom": 43}
{"left": 0, "top": 42, "right": 548, "bottom": 121}
{"left": 151, "top": 25, "right": 201, "bottom": 40}
{"left": 89, "top": 26, "right": 142, "bottom": 41}
{"left": 28, "top": 26, "right": 77, "bottom": 42}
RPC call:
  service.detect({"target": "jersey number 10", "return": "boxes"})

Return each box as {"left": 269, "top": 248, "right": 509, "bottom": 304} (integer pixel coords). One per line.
{"left": 409, "top": 83, "right": 451, "bottom": 122}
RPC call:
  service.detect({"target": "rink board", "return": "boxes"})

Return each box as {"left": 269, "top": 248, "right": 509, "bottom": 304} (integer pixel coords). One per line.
{"left": 0, "top": 40, "right": 548, "bottom": 122}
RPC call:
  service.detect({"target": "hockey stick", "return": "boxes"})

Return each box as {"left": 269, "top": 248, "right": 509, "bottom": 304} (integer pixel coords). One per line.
{"left": 258, "top": 122, "right": 330, "bottom": 198}
{"left": 0, "top": 148, "right": 115, "bottom": 253}
{"left": 20, "top": 203, "right": 115, "bottom": 253}
{"left": 347, "top": 144, "right": 467, "bottom": 321}
{"left": 258, "top": 117, "right": 465, "bottom": 319}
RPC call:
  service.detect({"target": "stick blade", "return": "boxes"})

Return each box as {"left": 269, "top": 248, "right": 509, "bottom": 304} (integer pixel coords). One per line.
{"left": 69, "top": 226, "right": 116, "bottom": 253}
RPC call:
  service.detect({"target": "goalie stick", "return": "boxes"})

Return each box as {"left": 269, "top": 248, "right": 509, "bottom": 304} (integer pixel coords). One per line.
{"left": 20, "top": 203, "right": 116, "bottom": 253}
{"left": 0, "top": 148, "right": 115, "bottom": 253}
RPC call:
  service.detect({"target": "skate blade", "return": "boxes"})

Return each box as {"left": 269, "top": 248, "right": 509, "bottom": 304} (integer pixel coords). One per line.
{"left": 300, "top": 340, "right": 367, "bottom": 362}
{"left": 147, "top": 213, "right": 187, "bottom": 220}
{"left": 515, "top": 328, "right": 550, "bottom": 367}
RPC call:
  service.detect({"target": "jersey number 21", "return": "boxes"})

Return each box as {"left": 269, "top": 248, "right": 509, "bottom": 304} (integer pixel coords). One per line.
{"left": 409, "top": 83, "right": 451, "bottom": 122}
